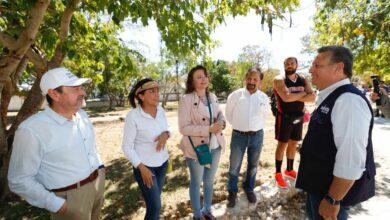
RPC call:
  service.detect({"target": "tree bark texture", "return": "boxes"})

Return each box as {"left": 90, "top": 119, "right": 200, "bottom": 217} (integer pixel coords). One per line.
{"left": 0, "top": 0, "right": 81, "bottom": 200}
{"left": 0, "top": 0, "right": 50, "bottom": 80}
{"left": 0, "top": 0, "right": 50, "bottom": 200}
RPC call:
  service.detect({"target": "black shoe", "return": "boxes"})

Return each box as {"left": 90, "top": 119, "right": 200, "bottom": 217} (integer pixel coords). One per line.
{"left": 202, "top": 212, "right": 216, "bottom": 220}
{"left": 245, "top": 191, "right": 257, "bottom": 203}
{"left": 227, "top": 191, "right": 237, "bottom": 208}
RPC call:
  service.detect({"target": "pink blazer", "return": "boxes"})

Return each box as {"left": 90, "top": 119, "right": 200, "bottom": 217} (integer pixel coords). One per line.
{"left": 178, "top": 92, "right": 226, "bottom": 159}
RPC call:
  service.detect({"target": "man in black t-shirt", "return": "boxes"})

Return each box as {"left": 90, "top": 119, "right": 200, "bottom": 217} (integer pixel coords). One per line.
{"left": 273, "top": 57, "right": 316, "bottom": 188}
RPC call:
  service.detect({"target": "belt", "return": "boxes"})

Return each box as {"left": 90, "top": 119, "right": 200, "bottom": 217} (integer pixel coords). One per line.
{"left": 51, "top": 165, "right": 105, "bottom": 192}
{"left": 233, "top": 129, "right": 262, "bottom": 136}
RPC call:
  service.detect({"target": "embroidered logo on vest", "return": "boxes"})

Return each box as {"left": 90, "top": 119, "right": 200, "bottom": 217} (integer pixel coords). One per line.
{"left": 320, "top": 105, "right": 330, "bottom": 114}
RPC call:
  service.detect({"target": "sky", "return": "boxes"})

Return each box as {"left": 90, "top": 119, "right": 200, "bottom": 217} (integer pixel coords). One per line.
{"left": 120, "top": 0, "right": 316, "bottom": 72}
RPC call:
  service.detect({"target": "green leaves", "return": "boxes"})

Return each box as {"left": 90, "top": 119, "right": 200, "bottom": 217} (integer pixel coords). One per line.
{"left": 2, "top": 0, "right": 302, "bottom": 96}
{"left": 209, "top": 60, "right": 239, "bottom": 97}
{"left": 3, "top": 0, "right": 300, "bottom": 65}
{"left": 306, "top": 0, "right": 389, "bottom": 79}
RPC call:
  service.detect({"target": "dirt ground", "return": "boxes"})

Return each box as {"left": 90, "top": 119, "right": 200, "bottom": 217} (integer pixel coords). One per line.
{"left": 92, "top": 102, "right": 309, "bottom": 219}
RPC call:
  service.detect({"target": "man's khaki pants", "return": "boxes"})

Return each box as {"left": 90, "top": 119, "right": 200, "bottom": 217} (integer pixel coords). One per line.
{"left": 51, "top": 169, "right": 105, "bottom": 220}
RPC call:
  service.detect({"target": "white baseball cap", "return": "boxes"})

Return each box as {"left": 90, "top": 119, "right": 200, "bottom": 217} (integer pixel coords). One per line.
{"left": 40, "top": 67, "right": 91, "bottom": 95}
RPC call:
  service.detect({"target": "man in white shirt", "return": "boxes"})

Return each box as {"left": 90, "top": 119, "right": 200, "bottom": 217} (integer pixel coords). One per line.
{"left": 296, "top": 46, "right": 376, "bottom": 220}
{"left": 225, "top": 67, "right": 270, "bottom": 207}
{"left": 8, "top": 67, "right": 105, "bottom": 220}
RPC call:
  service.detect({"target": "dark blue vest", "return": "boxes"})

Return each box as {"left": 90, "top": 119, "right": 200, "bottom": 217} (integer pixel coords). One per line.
{"left": 296, "top": 84, "right": 376, "bottom": 206}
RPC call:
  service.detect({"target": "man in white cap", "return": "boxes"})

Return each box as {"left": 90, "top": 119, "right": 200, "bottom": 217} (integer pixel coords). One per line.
{"left": 8, "top": 67, "right": 105, "bottom": 220}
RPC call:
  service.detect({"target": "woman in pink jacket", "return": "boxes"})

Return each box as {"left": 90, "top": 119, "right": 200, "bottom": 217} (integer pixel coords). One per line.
{"left": 178, "top": 65, "right": 226, "bottom": 220}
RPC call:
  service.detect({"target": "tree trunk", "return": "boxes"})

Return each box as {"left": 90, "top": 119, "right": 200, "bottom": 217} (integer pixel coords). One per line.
{"left": 108, "top": 93, "right": 117, "bottom": 110}
{"left": 0, "top": 138, "right": 10, "bottom": 200}
{"left": 113, "top": 95, "right": 118, "bottom": 108}
{"left": 0, "top": 0, "right": 82, "bottom": 200}
{"left": 0, "top": 0, "right": 50, "bottom": 200}
{"left": 162, "top": 92, "right": 168, "bottom": 108}
{"left": 0, "top": 82, "right": 8, "bottom": 199}
{"left": 0, "top": 75, "right": 45, "bottom": 199}
{"left": 7, "top": 74, "right": 44, "bottom": 140}
{"left": 48, "top": 0, "right": 81, "bottom": 68}
{"left": 0, "top": 57, "right": 28, "bottom": 130}
{"left": 118, "top": 93, "right": 125, "bottom": 107}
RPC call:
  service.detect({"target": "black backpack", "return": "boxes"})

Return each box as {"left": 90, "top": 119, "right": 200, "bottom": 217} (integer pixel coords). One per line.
{"left": 270, "top": 92, "right": 278, "bottom": 116}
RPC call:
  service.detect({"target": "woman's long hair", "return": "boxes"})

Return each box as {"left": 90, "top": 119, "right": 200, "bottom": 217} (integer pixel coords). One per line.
{"left": 185, "top": 65, "right": 210, "bottom": 95}
{"left": 128, "top": 78, "right": 154, "bottom": 108}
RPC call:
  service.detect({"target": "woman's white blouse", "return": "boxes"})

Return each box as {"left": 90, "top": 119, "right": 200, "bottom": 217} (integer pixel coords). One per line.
{"left": 122, "top": 106, "right": 169, "bottom": 167}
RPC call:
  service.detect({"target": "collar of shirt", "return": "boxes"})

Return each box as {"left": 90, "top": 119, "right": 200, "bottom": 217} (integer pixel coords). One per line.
{"left": 286, "top": 74, "right": 298, "bottom": 83}
{"left": 190, "top": 92, "right": 215, "bottom": 109}
{"left": 243, "top": 88, "right": 260, "bottom": 97}
{"left": 316, "top": 78, "right": 351, "bottom": 106}
{"left": 137, "top": 105, "right": 162, "bottom": 120}
{"left": 44, "top": 106, "right": 80, "bottom": 125}
{"left": 227, "top": 88, "right": 268, "bottom": 131}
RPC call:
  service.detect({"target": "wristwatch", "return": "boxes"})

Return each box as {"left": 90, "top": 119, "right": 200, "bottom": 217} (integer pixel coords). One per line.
{"left": 325, "top": 195, "right": 341, "bottom": 205}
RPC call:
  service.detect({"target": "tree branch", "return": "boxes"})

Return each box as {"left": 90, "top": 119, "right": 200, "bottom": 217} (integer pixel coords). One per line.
{"left": 0, "top": 32, "right": 15, "bottom": 49}
{"left": 1, "top": 33, "right": 48, "bottom": 77}
{"left": 48, "top": 0, "right": 81, "bottom": 68}
{"left": 0, "top": 57, "right": 28, "bottom": 130}
{"left": 13, "top": 0, "right": 51, "bottom": 57}
{"left": 1, "top": 82, "right": 13, "bottom": 130}
{"left": 26, "top": 47, "right": 47, "bottom": 74}
{"left": 11, "top": 56, "right": 28, "bottom": 90}
{"left": 7, "top": 75, "right": 44, "bottom": 139}
{"left": 0, "top": 0, "right": 50, "bottom": 79}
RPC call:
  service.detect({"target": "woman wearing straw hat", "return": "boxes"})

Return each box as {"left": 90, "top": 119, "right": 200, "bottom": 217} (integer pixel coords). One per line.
{"left": 122, "top": 78, "right": 170, "bottom": 220}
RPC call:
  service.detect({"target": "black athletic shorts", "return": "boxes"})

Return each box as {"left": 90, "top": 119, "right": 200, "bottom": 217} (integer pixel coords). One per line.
{"left": 275, "top": 112, "right": 303, "bottom": 143}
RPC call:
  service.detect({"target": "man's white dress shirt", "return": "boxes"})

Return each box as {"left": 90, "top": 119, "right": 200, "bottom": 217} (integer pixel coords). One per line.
{"left": 316, "top": 78, "right": 371, "bottom": 180}
{"left": 225, "top": 88, "right": 270, "bottom": 131}
{"left": 8, "top": 107, "right": 103, "bottom": 212}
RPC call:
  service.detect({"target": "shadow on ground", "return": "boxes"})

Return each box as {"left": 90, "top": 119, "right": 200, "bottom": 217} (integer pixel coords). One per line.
{"left": 375, "top": 175, "right": 390, "bottom": 198}
{"left": 0, "top": 153, "right": 194, "bottom": 219}
{"left": 348, "top": 165, "right": 390, "bottom": 216}
{"left": 102, "top": 154, "right": 194, "bottom": 219}
{"left": 0, "top": 197, "right": 50, "bottom": 220}
{"left": 101, "top": 157, "right": 141, "bottom": 219}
